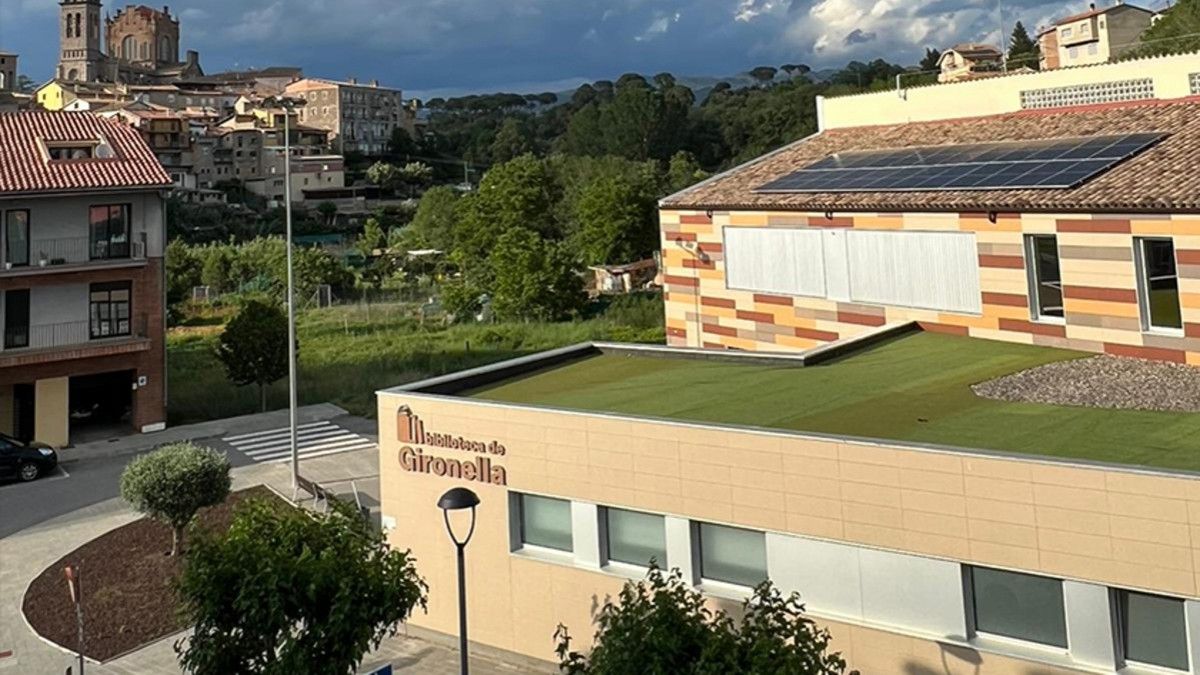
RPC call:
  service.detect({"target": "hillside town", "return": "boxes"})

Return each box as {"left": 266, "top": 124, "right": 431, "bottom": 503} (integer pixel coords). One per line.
{"left": 5, "top": 0, "right": 1200, "bottom": 674}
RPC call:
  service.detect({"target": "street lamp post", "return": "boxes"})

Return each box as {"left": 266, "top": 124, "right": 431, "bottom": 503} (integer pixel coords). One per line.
{"left": 437, "top": 487, "right": 480, "bottom": 675}
{"left": 279, "top": 98, "right": 300, "bottom": 493}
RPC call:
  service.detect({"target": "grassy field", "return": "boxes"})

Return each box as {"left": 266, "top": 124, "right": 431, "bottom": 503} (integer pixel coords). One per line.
{"left": 167, "top": 299, "right": 664, "bottom": 424}
{"left": 469, "top": 332, "right": 1200, "bottom": 472}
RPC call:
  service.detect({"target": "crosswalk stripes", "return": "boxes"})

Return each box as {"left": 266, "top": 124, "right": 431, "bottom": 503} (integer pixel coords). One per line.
{"left": 222, "top": 420, "right": 376, "bottom": 463}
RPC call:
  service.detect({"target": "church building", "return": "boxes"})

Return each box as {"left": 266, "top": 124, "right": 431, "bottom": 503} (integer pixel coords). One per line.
{"left": 57, "top": 0, "right": 203, "bottom": 85}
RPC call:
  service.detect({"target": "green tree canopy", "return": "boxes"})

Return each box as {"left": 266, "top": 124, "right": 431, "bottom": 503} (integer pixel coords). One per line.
{"left": 572, "top": 170, "right": 660, "bottom": 265}
{"left": 919, "top": 47, "right": 942, "bottom": 72}
{"left": 556, "top": 566, "right": 847, "bottom": 675}
{"left": 490, "top": 227, "right": 585, "bottom": 321}
{"left": 1008, "top": 21, "right": 1041, "bottom": 70}
{"left": 119, "top": 442, "right": 231, "bottom": 555}
{"left": 176, "top": 499, "right": 426, "bottom": 675}
{"left": 453, "top": 154, "right": 561, "bottom": 275}
{"left": 490, "top": 117, "right": 533, "bottom": 163}
{"left": 214, "top": 299, "right": 288, "bottom": 411}
{"left": 1126, "top": 0, "right": 1200, "bottom": 58}
{"left": 405, "top": 185, "right": 460, "bottom": 251}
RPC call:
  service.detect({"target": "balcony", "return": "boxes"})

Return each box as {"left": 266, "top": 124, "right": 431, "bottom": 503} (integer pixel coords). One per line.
{"left": 2, "top": 234, "right": 147, "bottom": 277}
{"left": 0, "top": 315, "right": 151, "bottom": 368}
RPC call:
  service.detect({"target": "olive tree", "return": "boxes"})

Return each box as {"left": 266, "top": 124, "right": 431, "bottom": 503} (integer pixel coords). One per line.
{"left": 176, "top": 499, "right": 427, "bottom": 675}
{"left": 555, "top": 566, "right": 848, "bottom": 675}
{"left": 119, "top": 442, "right": 231, "bottom": 556}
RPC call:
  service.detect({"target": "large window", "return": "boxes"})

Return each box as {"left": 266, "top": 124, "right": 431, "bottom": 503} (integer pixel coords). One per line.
{"left": 518, "top": 494, "right": 572, "bottom": 552}
{"left": 1135, "top": 237, "right": 1182, "bottom": 331}
{"left": 697, "top": 522, "right": 767, "bottom": 588}
{"left": 89, "top": 205, "right": 131, "bottom": 260}
{"left": 5, "top": 210, "right": 29, "bottom": 268}
{"left": 89, "top": 281, "right": 131, "bottom": 339}
{"left": 1025, "top": 235, "right": 1063, "bottom": 320}
{"left": 969, "top": 567, "right": 1067, "bottom": 648}
{"left": 1119, "top": 590, "right": 1189, "bottom": 671}
{"left": 605, "top": 508, "right": 666, "bottom": 568}
{"left": 723, "top": 227, "right": 826, "bottom": 298}
{"left": 4, "top": 289, "right": 29, "bottom": 349}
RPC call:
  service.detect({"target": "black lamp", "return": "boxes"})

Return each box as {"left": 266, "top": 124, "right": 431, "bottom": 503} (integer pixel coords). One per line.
{"left": 438, "top": 487, "right": 480, "bottom": 675}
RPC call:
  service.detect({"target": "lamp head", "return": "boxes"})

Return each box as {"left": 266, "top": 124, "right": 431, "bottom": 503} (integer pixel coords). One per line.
{"left": 438, "top": 487, "right": 480, "bottom": 512}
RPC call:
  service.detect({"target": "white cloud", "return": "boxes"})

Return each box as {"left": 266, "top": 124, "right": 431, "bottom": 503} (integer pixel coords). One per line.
{"left": 634, "top": 10, "right": 681, "bottom": 42}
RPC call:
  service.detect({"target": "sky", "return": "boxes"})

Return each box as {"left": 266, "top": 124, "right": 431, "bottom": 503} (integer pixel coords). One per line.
{"left": 0, "top": 0, "right": 1081, "bottom": 99}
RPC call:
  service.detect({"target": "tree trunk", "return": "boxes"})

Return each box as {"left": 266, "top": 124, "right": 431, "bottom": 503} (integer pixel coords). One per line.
{"left": 172, "top": 526, "right": 183, "bottom": 556}
{"left": 259, "top": 383, "right": 267, "bottom": 412}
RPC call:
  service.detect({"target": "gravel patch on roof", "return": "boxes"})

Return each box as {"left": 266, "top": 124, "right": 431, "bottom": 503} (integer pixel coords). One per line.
{"left": 972, "top": 355, "right": 1200, "bottom": 412}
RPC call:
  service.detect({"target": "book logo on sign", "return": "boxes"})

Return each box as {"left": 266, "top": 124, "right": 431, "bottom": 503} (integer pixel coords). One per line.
{"left": 397, "top": 406, "right": 507, "bottom": 485}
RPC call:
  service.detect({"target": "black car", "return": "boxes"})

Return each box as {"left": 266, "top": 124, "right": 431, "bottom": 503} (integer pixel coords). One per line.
{"left": 0, "top": 433, "right": 58, "bottom": 483}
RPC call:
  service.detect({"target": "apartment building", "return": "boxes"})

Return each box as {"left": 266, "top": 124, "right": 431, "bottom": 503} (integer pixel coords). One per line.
{"left": 1038, "top": 2, "right": 1156, "bottom": 70}
{"left": 0, "top": 112, "right": 169, "bottom": 447}
{"left": 284, "top": 77, "right": 404, "bottom": 155}
{"left": 937, "top": 43, "right": 1003, "bottom": 83}
{"left": 249, "top": 152, "right": 344, "bottom": 206}
{"left": 376, "top": 76, "right": 1200, "bottom": 674}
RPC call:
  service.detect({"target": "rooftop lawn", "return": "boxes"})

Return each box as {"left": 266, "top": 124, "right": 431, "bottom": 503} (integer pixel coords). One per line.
{"left": 466, "top": 332, "right": 1200, "bottom": 472}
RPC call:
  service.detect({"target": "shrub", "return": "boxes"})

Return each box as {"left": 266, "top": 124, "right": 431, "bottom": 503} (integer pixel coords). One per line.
{"left": 119, "top": 442, "right": 231, "bottom": 555}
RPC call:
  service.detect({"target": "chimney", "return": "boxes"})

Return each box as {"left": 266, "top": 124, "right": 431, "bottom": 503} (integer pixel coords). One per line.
{"left": 185, "top": 50, "right": 198, "bottom": 67}
{"left": 370, "top": 79, "right": 379, "bottom": 87}
{"left": 1089, "top": 2, "right": 1096, "bottom": 9}
{"left": 163, "top": 5, "right": 169, "bottom": 15}
{"left": 348, "top": 77, "right": 357, "bottom": 85}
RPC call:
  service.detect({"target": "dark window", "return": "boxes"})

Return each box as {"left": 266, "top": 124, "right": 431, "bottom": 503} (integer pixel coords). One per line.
{"left": 1119, "top": 590, "right": 1189, "bottom": 671}
{"left": 969, "top": 566, "right": 1067, "bottom": 648}
{"left": 1137, "top": 238, "right": 1182, "bottom": 330}
{"left": 89, "top": 281, "right": 131, "bottom": 339}
{"left": 5, "top": 210, "right": 29, "bottom": 268}
{"left": 47, "top": 145, "right": 93, "bottom": 160}
{"left": 4, "top": 289, "right": 29, "bottom": 349}
{"left": 89, "top": 205, "right": 130, "bottom": 260}
{"left": 1025, "top": 235, "right": 1063, "bottom": 319}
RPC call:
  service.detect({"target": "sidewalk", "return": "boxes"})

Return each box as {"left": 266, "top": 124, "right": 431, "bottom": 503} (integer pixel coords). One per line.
{"left": 56, "top": 403, "right": 350, "bottom": 463}
{"left": 1, "top": 442, "right": 555, "bottom": 674}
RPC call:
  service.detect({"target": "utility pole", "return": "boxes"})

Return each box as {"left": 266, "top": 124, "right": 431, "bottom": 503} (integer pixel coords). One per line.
{"left": 999, "top": 0, "right": 1009, "bottom": 72}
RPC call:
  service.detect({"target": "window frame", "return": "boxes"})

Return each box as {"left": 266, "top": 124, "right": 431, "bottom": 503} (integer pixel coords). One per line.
{"left": 696, "top": 521, "right": 768, "bottom": 590}
{"left": 1114, "top": 588, "right": 1191, "bottom": 672}
{"left": 88, "top": 204, "right": 132, "bottom": 261}
{"left": 1023, "top": 234, "right": 1065, "bottom": 324}
{"left": 89, "top": 281, "right": 132, "bottom": 340}
{"left": 515, "top": 493, "right": 573, "bottom": 554}
{"left": 1133, "top": 236, "right": 1184, "bottom": 335}
{"left": 602, "top": 506, "right": 667, "bottom": 570}
{"left": 965, "top": 566, "right": 1068, "bottom": 650}
{"left": 4, "top": 210, "right": 30, "bottom": 268}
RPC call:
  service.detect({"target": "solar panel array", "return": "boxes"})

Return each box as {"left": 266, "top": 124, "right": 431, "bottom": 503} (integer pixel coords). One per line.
{"left": 754, "top": 133, "right": 1165, "bottom": 193}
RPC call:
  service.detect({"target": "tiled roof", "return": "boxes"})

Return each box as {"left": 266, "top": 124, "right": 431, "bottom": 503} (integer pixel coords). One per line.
{"left": 662, "top": 98, "right": 1200, "bottom": 213}
{"left": 1054, "top": 2, "right": 1154, "bottom": 26}
{"left": 0, "top": 112, "right": 172, "bottom": 195}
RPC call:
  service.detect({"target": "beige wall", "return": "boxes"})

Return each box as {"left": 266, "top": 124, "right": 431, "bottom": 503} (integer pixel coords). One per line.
{"left": 819, "top": 52, "right": 1200, "bottom": 130}
{"left": 378, "top": 391, "right": 1200, "bottom": 672}
{"left": 34, "top": 376, "right": 68, "bottom": 448}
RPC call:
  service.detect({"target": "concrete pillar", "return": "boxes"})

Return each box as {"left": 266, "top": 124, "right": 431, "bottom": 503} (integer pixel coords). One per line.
{"left": 34, "top": 376, "right": 69, "bottom": 448}
{"left": 0, "top": 384, "right": 14, "bottom": 435}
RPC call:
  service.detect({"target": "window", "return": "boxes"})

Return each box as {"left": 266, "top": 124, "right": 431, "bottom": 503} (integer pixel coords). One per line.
{"left": 605, "top": 508, "right": 666, "bottom": 567}
{"left": 1118, "top": 590, "right": 1188, "bottom": 671}
{"left": 1062, "top": 27, "right": 1073, "bottom": 38}
{"left": 1135, "top": 238, "right": 1182, "bottom": 331}
{"left": 4, "top": 289, "right": 29, "bottom": 349}
{"left": 89, "top": 205, "right": 130, "bottom": 259}
{"left": 1080, "top": 22, "right": 1090, "bottom": 35}
{"left": 1088, "top": 43, "right": 1099, "bottom": 56}
{"left": 518, "top": 494, "right": 572, "bottom": 552}
{"left": 968, "top": 567, "right": 1067, "bottom": 648}
{"left": 698, "top": 522, "right": 766, "bottom": 587}
{"left": 1069, "top": 46, "right": 1079, "bottom": 59}
{"left": 47, "top": 144, "right": 93, "bottom": 160}
{"left": 5, "top": 210, "right": 29, "bottom": 268}
{"left": 89, "top": 281, "right": 131, "bottom": 339}
{"left": 1024, "top": 235, "right": 1063, "bottom": 320}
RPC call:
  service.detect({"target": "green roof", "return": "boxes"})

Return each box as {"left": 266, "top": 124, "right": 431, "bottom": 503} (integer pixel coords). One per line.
{"left": 465, "top": 332, "right": 1200, "bottom": 472}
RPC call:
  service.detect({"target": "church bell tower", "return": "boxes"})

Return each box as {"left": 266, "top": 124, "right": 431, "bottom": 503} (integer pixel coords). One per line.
{"left": 58, "top": 0, "right": 103, "bottom": 82}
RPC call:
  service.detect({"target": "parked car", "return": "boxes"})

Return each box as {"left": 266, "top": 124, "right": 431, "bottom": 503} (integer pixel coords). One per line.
{"left": 0, "top": 433, "right": 58, "bottom": 483}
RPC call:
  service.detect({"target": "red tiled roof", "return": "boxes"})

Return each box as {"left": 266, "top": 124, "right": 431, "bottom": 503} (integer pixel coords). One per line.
{"left": 662, "top": 97, "right": 1200, "bottom": 214}
{"left": 0, "top": 112, "right": 172, "bottom": 195}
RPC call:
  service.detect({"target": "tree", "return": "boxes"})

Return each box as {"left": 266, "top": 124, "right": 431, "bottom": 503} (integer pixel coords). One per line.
{"left": 573, "top": 171, "right": 659, "bottom": 265}
{"left": 365, "top": 161, "right": 402, "bottom": 195}
{"left": 1008, "top": 21, "right": 1041, "bottom": 70}
{"left": 490, "top": 117, "right": 532, "bottom": 163}
{"left": 1125, "top": 0, "right": 1200, "bottom": 59}
{"left": 919, "top": 47, "right": 942, "bottom": 72}
{"left": 453, "top": 154, "right": 561, "bottom": 275}
{"left": 357, "top": 217, "right": 386, "bottom": 258}
{"left": 214, "top": 300, "right": 288, "bottom": 412}
{"left": 555, "top": 566, "right": 847, "bottom": 675}
{"left": 749, "top": 66, "right": 778, "bottom": 82}
{"left": 397, "top": 161, "right": 434, "bottom": 197}
{"left": 119, "top": 442, "right": 230, "bottom": 556}
{"left": 406, "top": 185, "right": 460, "bottom": 251}
{"left": 490, "top": 228, "right": 585, "bottom": 321}
{"left": 665, "top": 151, "right": 709, "bottom": 194}
{"left": 165, "top": 238, "right": 201, "bottom": 309}
{"left": 316, "top": 201, "right": 338, "bottom": 228}
{"left": 199, "top": 244, "right": 234, "bottom": 294}
{"left": 17, "top": 75, "right": 36, "bottom": 94}
{"left": 176, "top": 499, "right": 427, "bottom": 675}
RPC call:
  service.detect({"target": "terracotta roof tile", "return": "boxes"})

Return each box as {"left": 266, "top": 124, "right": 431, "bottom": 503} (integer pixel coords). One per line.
{"left": 662, "top": 98, "right": 1200, "bottom": 213}
{"left": 0, "top": 111, "right": 172, "bottom": 195}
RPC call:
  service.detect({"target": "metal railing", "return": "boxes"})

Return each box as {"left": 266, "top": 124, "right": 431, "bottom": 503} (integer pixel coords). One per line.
{"left": 2, "top": 314, "right": 148, "bottom": 351}
{"left": 6, "top": 233, "right": 147, "bottom": 269}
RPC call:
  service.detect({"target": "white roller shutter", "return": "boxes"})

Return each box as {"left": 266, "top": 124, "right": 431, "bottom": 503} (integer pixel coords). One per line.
{"left": 846, "top": 230, "right": 981, "bottom": 314}
{"left": 723, "top": 227, "right": 826, "bottom": 298}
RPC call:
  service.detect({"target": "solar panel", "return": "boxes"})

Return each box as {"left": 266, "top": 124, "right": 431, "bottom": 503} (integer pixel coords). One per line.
{"left": 755, "top": 133, "right": 1165, "bottom": 193}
